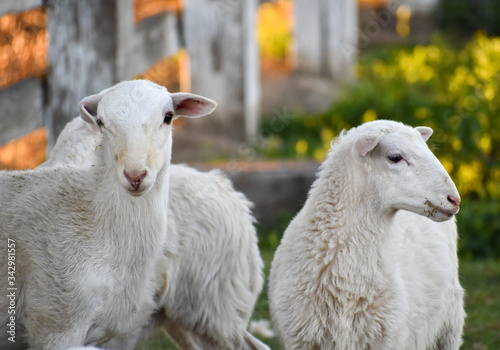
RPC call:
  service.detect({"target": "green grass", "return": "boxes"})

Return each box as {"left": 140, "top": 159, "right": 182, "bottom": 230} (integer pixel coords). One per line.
{"left": 143, "top": 256, "right": 500, "bottom": 350}
{"left": 460, "top": 260, "right": 500, "bottom": 349}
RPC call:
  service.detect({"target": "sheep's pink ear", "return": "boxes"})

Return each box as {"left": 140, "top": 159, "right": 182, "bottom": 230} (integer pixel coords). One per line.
{"left": 79, "top": 93, "right": 103, "bottom": 128}
{"left": 354, "top": 132, "right": 385, "bottom": 157}
{"left": 415, "top": 126, "right": 433, "bottom": 141}
{"left": 171, "top": 93, "right": 217, "bottom": 118}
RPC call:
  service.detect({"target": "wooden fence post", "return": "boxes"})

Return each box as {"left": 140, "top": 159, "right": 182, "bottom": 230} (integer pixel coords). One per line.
{"left": 45, "top": 0, "right": 119, "bottom": 148}
{"left": 183, "top": 0, "right": 260, "bottom": 141}
{"left": 0, "top": 0, "right": 41, "bottom": 15}
{"left": 45, "top": 0, "right": 179, "bottom": 148}
{"left": 0, "top": 1, "right": 44, "bottom": 146}
{"left": 294, "top": 0, "right": 358, "bottom": 83}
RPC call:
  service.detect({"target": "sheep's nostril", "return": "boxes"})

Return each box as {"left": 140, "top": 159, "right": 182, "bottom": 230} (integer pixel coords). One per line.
{"left": 447, "top": 195, "right": 461, "bottom": 208}
{"left": 124, "top": 170, "right": 147, "bottom": 189}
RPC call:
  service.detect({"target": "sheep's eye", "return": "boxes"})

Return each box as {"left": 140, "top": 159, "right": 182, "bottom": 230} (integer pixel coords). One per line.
{"left": 96, "top": 119, "right": 104, "bottom": 128}
{"left": 388, "top": 154, "right": 403, "bottom": 163}
{"left": 164, "top": 112, "right": 174, "bottom": 125}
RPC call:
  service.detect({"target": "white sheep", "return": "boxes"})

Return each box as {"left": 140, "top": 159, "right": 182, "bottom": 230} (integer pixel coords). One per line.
{"left": 154, "top": 165, "right": 268, "bottom": 350}
{"left": 42, "top": 116, "right": 269, "bottom": 349}
{"left": 269, "top": 120, "right": 465, "bottom": 350}
{"left": 0, "top": 80, "right": 216, "bottom": 350}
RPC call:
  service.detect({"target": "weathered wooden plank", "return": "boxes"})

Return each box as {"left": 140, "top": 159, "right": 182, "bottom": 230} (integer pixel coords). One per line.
{"left": 0, "top": 79, "right": 43, "bottom": 146}
{"left": 0, "top": 0, "right": 42, "bottom": 16}
{"left": 294, "top": 0, "right": 322, "bottom": 75}
{"left": 45, "top": 0, "right": 118, "bottom": 148}
{"left": 326, "top": 0, "right": 358, "bottom": 82}
{"left": 45, "top": 0, "right": 182, "bottom": 148}
{"left": 119, "top": 11, "right": 180, "bottom": 80}
{"left": 183, "top": 0, "right": 260, "bottom": 141}
{"left": 243, "top": 0, "right": 261, "bottom": 140}
{"left": 294, "top": 0, "right": 358, "bottom": 82}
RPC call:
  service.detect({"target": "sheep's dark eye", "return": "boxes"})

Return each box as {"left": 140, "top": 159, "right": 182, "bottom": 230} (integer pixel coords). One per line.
{"left": 388, "top": 154, "right": 403, "bottom": 163}
{"left": 96, "top": 119, "right": 104, "bottom": 128}
{"left": 164, "top": 112, "right": 174, "bottom": 125}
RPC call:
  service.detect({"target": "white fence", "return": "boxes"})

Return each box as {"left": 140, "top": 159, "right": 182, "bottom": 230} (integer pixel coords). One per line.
{"left": 0, "top": 0, "right": 357, "bottom": 149}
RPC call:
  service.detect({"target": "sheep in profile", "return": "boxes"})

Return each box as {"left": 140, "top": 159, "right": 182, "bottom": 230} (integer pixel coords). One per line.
{"left": 269, "top": 120, "right": 465, "bottom": 350}
{"left": 42, "top": 116, "right": 269, "bottom": 349}
{"left": 0, "top": 80, "right": 216, "bottom": 350}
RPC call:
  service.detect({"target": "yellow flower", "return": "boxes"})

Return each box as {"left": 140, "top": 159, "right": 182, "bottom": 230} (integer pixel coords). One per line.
{"left": 414, "top": 107, "right": 431, "bottom": 120}
{"left": 296, "top": 139, "right": 308, "bottom": 155}
{"left": 314, "top": 148, "right": 327, "bottom": 162}
{"left": 320, "top": 128, "right": 334, "bottom": 144}
{"left": 362, "top": 109, "right": 377, "bottom": 123}
{"left": 452, "top": 137, "right": 463, "bottom": 152}
{"left": 458, "top": 161, "right": 482, "bottom": 194}
{"left": 419, "top": 66, "right": 434, "bottom": 81}
{"left": 483, "top": 85, "right": 495, "bottom": 101}
{"left": 478, "top": 134, "right": 492, "bottom": 154}
{"left": 440, "top": 158, "right": 454, "bottom": 174}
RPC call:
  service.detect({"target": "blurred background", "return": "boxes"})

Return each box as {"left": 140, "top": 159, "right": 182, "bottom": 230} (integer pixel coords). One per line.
{"left": 0, "top": 0, "right": 499, "bottom": 348}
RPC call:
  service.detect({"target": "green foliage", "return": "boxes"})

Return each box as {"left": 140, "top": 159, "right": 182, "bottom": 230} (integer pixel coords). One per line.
{"left": 440, "top": 0, "right": 500, "bottom": 36}
{"left": 458, "top": 199, "right": 500, "bottom": 259}
{"left": 260, "top": 32, "right": 500, "bottom": 259}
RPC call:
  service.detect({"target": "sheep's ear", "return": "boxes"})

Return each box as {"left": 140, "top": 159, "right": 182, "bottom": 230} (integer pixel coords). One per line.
{"left": 79, "top": 93, "right": 104, "bottom": 128}
{"left": 415, "top": 126, "right": 433, "bottom": 141}
{"left": 171, "top": 93, "right": 217, "bottom": 118}
{"left": 354, "top": 132, "right": 385, "bottom": 157}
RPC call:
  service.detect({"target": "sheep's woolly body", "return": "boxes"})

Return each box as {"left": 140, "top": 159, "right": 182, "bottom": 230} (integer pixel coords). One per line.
{"left": 159, "top": 165, "right": 265, "bottom": 349}
{"left": 42, "top": 116, "right": 268, "bottom": 350}
{"left": 0, "top": 153, "right": 168, "bottom": 350}
{"left": 0, "top": 80, "right": 217, "bottom": 349}
{"left": 269, "top": 121, "right": 464, "bottom": 350}
{"left": 44, "top": 116, "right": 101, "bottom": 167}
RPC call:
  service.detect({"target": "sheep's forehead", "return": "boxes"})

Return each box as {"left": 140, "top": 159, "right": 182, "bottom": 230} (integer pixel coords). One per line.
{"left": 99, "top": 84, "right": 173, "bottom": 127}
{"left": 379, "top": 127, "right": 429, "bottom": 155}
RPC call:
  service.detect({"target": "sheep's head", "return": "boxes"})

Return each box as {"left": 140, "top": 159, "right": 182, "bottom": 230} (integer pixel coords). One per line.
{"left": 79, "top": 80, "right": 217, "bottom": 196}
{"left": 352, "top": 120, "right": 460, "bottom": 222}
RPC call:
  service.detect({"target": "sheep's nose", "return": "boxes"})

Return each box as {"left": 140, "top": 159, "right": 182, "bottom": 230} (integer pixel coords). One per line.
{"left": 447, "top": 195, "right": 461, "bottom": 208}
{"left": 124, "top": 170, "right": 147, "bottom": 190}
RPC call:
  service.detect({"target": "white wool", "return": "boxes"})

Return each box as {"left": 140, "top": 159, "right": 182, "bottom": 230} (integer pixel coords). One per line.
{"left": 157, "top": 164, "right": 267, "bottom": 350}
{"left": 0, "top": 80, "right": 216, "bottom": 350}
{"left": 249, "top": 320, "right": 276, "bottom": 338}
{"left": 41, "top": 115, "right": 268, "bottom": 350}
{"left": 269, "top": 120, "right": 465, "bottom": 350}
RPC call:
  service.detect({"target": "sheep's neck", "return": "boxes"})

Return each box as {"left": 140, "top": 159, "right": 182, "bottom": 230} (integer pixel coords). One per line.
{"left": 306, "top": 161, "right": 396, "bottom": 297}
{"left": 90, "top": 160, "right": 169, "bottom": 266}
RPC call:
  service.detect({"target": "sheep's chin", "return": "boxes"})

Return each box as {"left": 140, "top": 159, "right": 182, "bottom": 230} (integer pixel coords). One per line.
{"left": 123, "top": 185, "right": 151, "bottom": 197}
{"left": 128, "top": 189, "right": 147, "bottom": 196}
{"left": 425, "top": 206, "right": 458, "bottom": 222}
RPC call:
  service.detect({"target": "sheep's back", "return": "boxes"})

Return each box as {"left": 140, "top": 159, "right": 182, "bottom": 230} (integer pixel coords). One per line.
{"left": 162, "top": 164, "right": 263, "bottom": 343}
{"left": 0, "top": 168, "right": 93, "bottom": 240}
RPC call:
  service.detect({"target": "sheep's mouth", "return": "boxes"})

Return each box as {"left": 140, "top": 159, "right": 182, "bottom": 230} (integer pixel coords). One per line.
{"left": 424, "top": 200, "right": 459, "bottom": 219}
{"left": 438, "top": 208, "right": 456, "bottom": 218}
{"left": 128, "top": 187, "right": 147, "bottom": 196}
